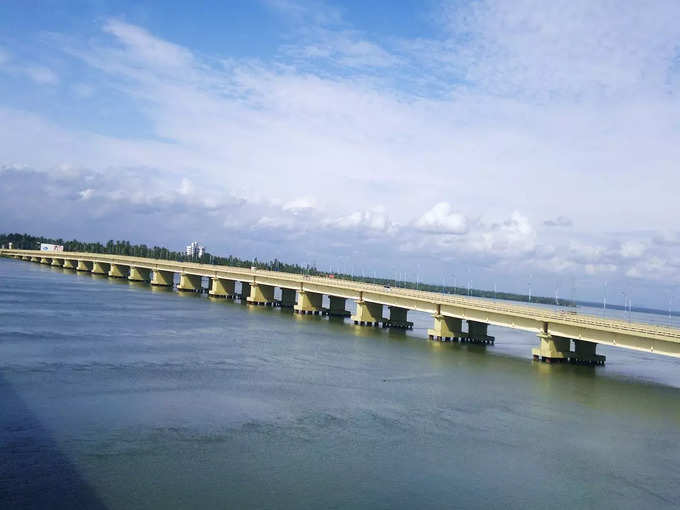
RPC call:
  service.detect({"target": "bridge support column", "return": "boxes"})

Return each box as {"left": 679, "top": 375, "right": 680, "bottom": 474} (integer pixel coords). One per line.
{"left": 571, "top": 340, "right": 606, "bottom": 366}
{"left": 327, "top": 296, "right": 350, "bottom": 317}
{"left": 384, "top": 306, "right": 413, "bottom": 329}
{"left": 40, "top": 257, "right": 51, "bottom": 265}
{"left": 209, "top": 278, "right": 235, "bottom": 298}
{"left": 294, "top": 291, "right": 323, "bottom": 314}
{"left": 31, "top": 257, "right": 40, "bottom": 262}
{"left": 151, "top": 270, "right": 174, "bottom": 287}
{"left": 351, "top": 301, "right": 383, "bottom": 326}
{"left": 22, "top": 256, "right": 31, "bottom": 261}
{"left": 280, "top": 288, "right": 297, "bottom": 308}
{"left": 532, "top": 333, "right": 571, "bottom": 363}
{"left": 62, "top": 259, "right": 76, "bottom": 269}
{"left": 178, "top": 273, "right": 202, "bottom": 292}
{"left": 76, "top": 260, "right": 92, "bottom": 272}
{"left": 428, "top": 315, "right": 462, "bottom": 341}
{"left": 91, "top": 262, "right": 110, "bottom": 275}
{"left": 247, "top": 283, "right": 276, "bottom": 305}
{"left": 464, "top": 321, "right": 495, "bottom": 344}
{"left": 239, "top": 282, "right": 251, "bottom": 300}
{"left": 108, "top": 264, "right": 129, "bottom": 278}
{"left": 50, "top": 258, "right": 63, "bottom": 267}
{"left": 129, "top": 267, "right": 151, "bottom": 282}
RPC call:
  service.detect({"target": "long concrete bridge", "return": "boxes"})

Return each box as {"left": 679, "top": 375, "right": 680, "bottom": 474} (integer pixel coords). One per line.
{"left": 4, "top": 248, "right": 680, "bottom": 365}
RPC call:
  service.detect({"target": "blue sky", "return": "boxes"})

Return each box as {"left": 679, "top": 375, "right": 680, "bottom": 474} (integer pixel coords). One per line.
{"left": 1, "top": 0, "right": 680, "bottom": 308}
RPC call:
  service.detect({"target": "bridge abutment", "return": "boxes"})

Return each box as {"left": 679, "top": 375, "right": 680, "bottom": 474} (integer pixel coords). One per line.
{"left": 177, "top": 273, "right": 202, "bottom": 292}
{"left": 247, "top": 283, "right": 276, "bottom": 305}
{"left": 62, "top": 259, "right": 77, "bottom": 269}
{"left": 352, "top": 300, "right": 383, "bottom": 326}
{"left": 91, "top": 262, "right": 110, "bottom": 275}
{"left": 280, "top": 288, "right": 297, "bottom": 308}
{"left": 464, "top": 320, "right": 494, "bottom": 344}
{"left": 294, "top": 290, "right": 323, "bottom": 314}
{"left": 76, "top": 260, "right": 92, "bottom": 272}
{"left": 151, "top": 270, "right": 174, "bottom": 287}
{"left": 108, "top": 264, "right": 130, "bottom": 278}
{"left": 209, "top": 277, "right": 235, "bottom": 298}
{"left": 428, "top": 314, "right": 462, "bottom": 341}
{"left": 384, "top": 306, "right": 413, "bottom": 329}
{"left": 129, "top": 267, "right": 151, "bottom": 282}
{"left": 327, "top": 296, "right": 350, "bottom": 317}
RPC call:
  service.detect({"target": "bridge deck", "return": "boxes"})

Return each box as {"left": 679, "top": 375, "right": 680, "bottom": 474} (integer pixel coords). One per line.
{"left": 3, "top": 249, "right": 680, "bottom": 358}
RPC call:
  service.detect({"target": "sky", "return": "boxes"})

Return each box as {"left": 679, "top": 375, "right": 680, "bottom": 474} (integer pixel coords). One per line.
{"left": 1, "top": 0, "right": 680, "bottom": 308}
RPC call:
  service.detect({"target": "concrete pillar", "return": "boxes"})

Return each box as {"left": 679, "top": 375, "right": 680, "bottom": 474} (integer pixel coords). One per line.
{"left": 177, "top": 273, "right": 202, "bottom": 292}
{"left": 465, "top": 320, "right": 495, "bottom": 344}
{"left": 129, "top": 267, "right": 151, "bottom": 282}
{"left": 572, "top": 340, "right": 606, "bottom": 366}
{"left": 151, "top": 270, "right": 174, "bottom": 287}
{"left": 280, "top": 288, "right": 297, "bottom": 308}
{"left": 384, "top": 306, "right": 413, "bottom": 329}
{"left": 40, "top": 257, "right": 51, "bottom": 265}
{"left": 351, "top": 300, "right": 383, "bottom": 326}
{"left": 209, "top": 278, "right": 235, "bottom": 298}
{"left": 532, "top": 333, "right": 571, "bottom": 363}
{"left": 240, "top": 282, "right": 251, "bottom": 300}
{"left": 108, "top": 264, "right": 129, "bottom": 278}
{"left": 327, "top": 296, "right": 350, "bottom": 317}
{"left": 428, "top": 315, "right": 462, "bottom": 341}
{"left": 294, "top": 291, "right": 323, "bottom": 314}
{"left": 247, "top": 283, "right": 275, "bottom": 305}
{"left": 22, "top": 256, "right": 31, "bottom": 261}
{"left": 50, "top": 258, "right": 63, "bottom": 267}
{"left": 31, "top": 257, "right": 40, "bottom": 262}
{"left": 62, "top": 259, "right": 76, "bottom": 269}
{"left": 76, "top": 260, "right": 92, "bottom": 272}
{"left": 91, "top": 261, "right": 110, "bottom": 275}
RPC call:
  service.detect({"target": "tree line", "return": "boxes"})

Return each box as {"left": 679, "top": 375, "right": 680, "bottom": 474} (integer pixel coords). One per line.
{"left": 0, "top": 232, "right": 571, "bottom": 306}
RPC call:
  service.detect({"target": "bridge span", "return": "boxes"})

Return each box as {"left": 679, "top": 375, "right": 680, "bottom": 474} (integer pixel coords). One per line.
{"left": 4, "top": 249, "right": 680, "bottom": 365}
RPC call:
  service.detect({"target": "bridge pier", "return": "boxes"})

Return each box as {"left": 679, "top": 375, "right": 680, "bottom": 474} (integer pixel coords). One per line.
{"left": 247, "top": 283, "right": 276, "bottom": 305}
{"left": 31, "top": 257, "right": 40, "bottom": 262}
{"left": 151, "top": 270, "right": 174, "bottom": 287}
{"left": 351, "top": 300, "right": 383, "bottom": 326}
{"left": 532, "top": 333, "right": 571, "bottom": 363}
{"left": 239, "top": 282, "right": 251, "bottom": 301}
{"left": 76, "top": 260, "right": 92, "bottom": 272}
{"left": 91, "top": 262, "right": 110, "bottom": 275}
{"left": 178, "top": 273, "right": 202, "bottom": 292}
{"left": 326, "top": 296, "right": 350, "bottom": 317}
{"left": 209, "top": 277, "right": 235, "bottom": 298}
{"left": 22, "top": 256, "right": 31, "bottom": 261}
{"left": 108, "top": 264, "right": 129, "bottom": 278}
{"left": 294, "top": 291, "right": 324, "bottom": 315}
{"left": 62, "top": 259, "right": 76, "bottom": 270}
{"left": 280, "top": 288, "right": 297, "bottom": 308}
{"left": 50, "top": 258, "right": 63, "bottom": 267}
{"left": 40, "top": 257, "right": 51, "bottom": 265}
{"left": 464, "top": 320, "right": 494, "bottom": 344}
{"left": 129, "top": 267, "right": 151, "bottom": 282}
{"left": 428, "top": 315, "right": 462, "bottom": 341}
{"left": 572, "top": 339, "right": 606, "bottom": 366}
{"left": 384, "top": 306, "right": 413, "bottom": 329}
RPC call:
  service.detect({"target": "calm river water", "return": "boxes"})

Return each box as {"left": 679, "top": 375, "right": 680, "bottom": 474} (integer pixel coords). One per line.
{"left": 1, "top": 258, "right": 679, "bottom": 509}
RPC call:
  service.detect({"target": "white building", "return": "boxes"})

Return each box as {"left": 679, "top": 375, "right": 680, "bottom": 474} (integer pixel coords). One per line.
{"left": 185, "top": 241, "right": 205, "bottom": 258}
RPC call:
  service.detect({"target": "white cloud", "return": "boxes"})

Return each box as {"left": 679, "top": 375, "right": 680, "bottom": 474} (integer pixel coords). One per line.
{"left": 414, "top": 202, "right": 467, "bottom": 234}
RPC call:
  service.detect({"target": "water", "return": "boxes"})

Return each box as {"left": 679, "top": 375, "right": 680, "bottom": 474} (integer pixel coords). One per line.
{"left": 1, "top": 258, "right": 679, "bottom": 509}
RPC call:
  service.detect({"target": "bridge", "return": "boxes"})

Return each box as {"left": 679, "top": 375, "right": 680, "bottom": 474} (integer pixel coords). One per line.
{"left": 4, "top": 248, "right": 680, "bottom": 365}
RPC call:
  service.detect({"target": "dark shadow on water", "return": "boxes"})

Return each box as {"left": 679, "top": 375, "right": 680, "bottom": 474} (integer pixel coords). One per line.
{"left": 0, "top": 375, "right": 108, "bottom": 510}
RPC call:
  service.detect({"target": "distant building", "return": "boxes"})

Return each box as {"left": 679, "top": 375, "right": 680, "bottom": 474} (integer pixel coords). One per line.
{"left": 185, "top": 241, "right": 205, "bottom": 258}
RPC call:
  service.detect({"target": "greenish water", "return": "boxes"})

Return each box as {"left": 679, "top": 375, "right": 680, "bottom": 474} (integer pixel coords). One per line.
{"left": 1, "top": 258, "right": 679, "bottom": 509}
